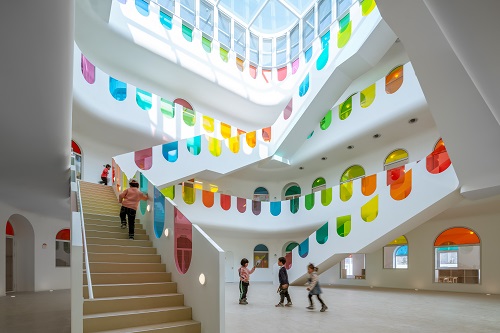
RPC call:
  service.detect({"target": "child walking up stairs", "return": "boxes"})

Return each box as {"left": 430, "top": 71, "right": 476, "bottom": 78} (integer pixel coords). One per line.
{"left": 79, "top": 181, "right": 201, "bottom": 333}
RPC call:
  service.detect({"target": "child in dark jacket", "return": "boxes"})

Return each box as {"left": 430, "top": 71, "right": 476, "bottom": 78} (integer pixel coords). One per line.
{"left": 275, "top": 257, "right": 292, "bottom": 307}
{"left": 306, "top": 263, "right": 328, "bottom": 312}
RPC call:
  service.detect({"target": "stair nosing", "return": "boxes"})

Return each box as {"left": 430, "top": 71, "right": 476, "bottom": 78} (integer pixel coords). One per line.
{"left": 83, "top": 306, "right": 189, "bottom": 319}
{"left": 83, "top": 293, "right": 182, "bottom": 301}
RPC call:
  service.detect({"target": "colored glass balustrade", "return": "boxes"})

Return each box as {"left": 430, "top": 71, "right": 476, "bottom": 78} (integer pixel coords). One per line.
{"left": 320, "top": 110, "right": 332, "bottom": 130}
{"left": 154, "top": 188, "right": 165, "bottom": 238}
{"left": 174, "top": 208, "right": 193, "bottom": 274}
{"left": 187, "top": 136, "right": 201, "bottom": 155}
{"left": 360, "top": 84, "right": 375, "bottom": 108}
{"left": 160, "top": 186, "right": 175, "bottom": 200}
{"left": 160, "top": 98, "right": 175, "bottom": 118}
{"left": 338, "top": 13, "right": 352, "bottom": 48}
{"left": 316, "top": 222, "right": 329, "bottom": 244}
{"left": 135, "top": 0, "right": 149, "bottom": 16}
{"left": 339, "top": 95, "right": 354, "bottom": 120}
{"left": 337, "top": 215, "right": 351, "bottom": 237}
{"left": 298, "top": 238, "right": 309, "bottom": 258}
{"left": 386, "top": 66, "right": 404, "bottom": 94}
{"left": 283, "top": 99, "right": 293, "bottom": 120}
{"left": 361, "top": 195, "right": 378, "bottom": 222}
{"left": 203, "top": 116, "right": 215, "bottom": 133}
{"left": 134, "top": 148, "right": 153, "bottom": 170}
{"left": 159, "top": 10, "right": 173, "bottom": 29}
{"left": 316, "top": 31, "right": 330, "bottom": 71}
{"left": 299, "top": 75, "right": 310, "bottom": 97}
{"left": 202, "top": 190, "right": 214, "bottom": 208}
{"left": 109, "top": 77, "right": 127, "bottom": 101}
{"left": 136, "top": 88, "right": 152, "bottom": 110}
{"left": 81, "top": 54, "right": 95, "bottom": 84}
{"left": 162, "top": 141, "right": 178, "bottom": 162}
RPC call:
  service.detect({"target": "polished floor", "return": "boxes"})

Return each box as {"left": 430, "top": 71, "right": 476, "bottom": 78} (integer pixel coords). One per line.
{"left": 1, "top": 284, "right": 499, "bottom": 333}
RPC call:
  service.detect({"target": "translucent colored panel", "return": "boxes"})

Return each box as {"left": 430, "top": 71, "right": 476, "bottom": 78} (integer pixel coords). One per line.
{"left": 202, "top": 37, "right": 212, "bottom": 52}
{"left": 182, "top": 25, "right": 193, "bottom": 42}
{"left": 182, "top": 108, "right": 196, "bottom": 126}
{"left": 202, "top": 190, "right": 214, "bottom": 208}
{"left": 249, "top": 65, "right": 257, "bottom": 79}
{"left": 160, "top": 98, "right": 175, "bottom": 118}
{"left": 387, "top": 236, "right": 408, "bottom": 246}
{"left": 321, "top": 188, "right": 332, "bottom": 206}
{"left": 385, "top": 149, "right": 408, "bottom": 165}
{"left": 361, "top": 174, "right": 377, "bottom": 196}
{"left": 361, "top": 195, "right": 378, "bottom": 222}
{"left": 236, "top": 57, "right": 244, "bottom": 72}
{"left": 434, "top": 227, "right": 480, "bottom": 246}
{"left": 290, "top": 198, "right": 299, "bottom": 214}
{"left": 270, "top": 201, "right": 281, "bottom": 216}
{"left": 390, "top": 169, "right": 412, "bottom": 200}
{"left": 252, "top": 201, "right": 261, "bottom": 215}
{"left": 6, "top": 221, "right": 14, "bottom": 236}
{"left": 313, "top": 177, "right": 326, "bottom": 188}
{"left": 134, "top": 148, "right": 153, "bottom": 170}
{"left": 339, "top": 95, "right": 353, "bottom": 120}
{"left": 122, "top": 173, "right": 128, "bottom": 190}
{"left": 186, "top": 135, "right": 201, "bottom": 155}
{"left": 387, "top": 166, "right": 405, "bottom": 186}
{"left": 307, "top": 131, "right": 314, "bottom": 139}
{"left": 362, "top": 0, "right": 376, "bottom": 16}
{"left": 426, "top": 139, "right": 451, "bottom": 174}
{"left": 162, "top": 141, "right": 178, "bottom": 163}
{"left": 386, "top": 66, "right": 404, "bottom": 94}
{"left": 262, "top": 69, "right": 271, "bottom": 83}
{"left": 81, "top": 54, "right": 95, "bottom": 84}
{"left": 316, "top": 222, "right": 328, "bottom": 245}
{"left": 221, "top": 123, "right": 231, "bottom": 139}
{"left": 395, "top": 245, "right": 408, "bottom": 256}
{"left": 305, "top": 193, "right": 315, "bottom": 210}
{"left": 71, "top": 140, "right": 81, "bottom": 155}
{"left": 208, "top": 137, "right": 222, "bottom": 157}
{"left": 174, "top": 208, "right": 193, "bottom": 274}
{"left": 136, "top": 88, "right": 152, "bottom": 110}
{"left": 254, "top": 187, "right": 268, "bottom": 195}
{"left": 228, "top": 136, "right": 240, "bottom": 154}
{"left": 182, "top": 184, "right": 195, "bottom": 204}
{"left": 340, "top": 181, "right": 353, "bottom": 202}
{"left": 360, "top": 84, "right": 375, "bottom": 108}
{"left": 237, "top": 197, "right": 246, "bottom": 213}
{"left": 285, "top": 185, "right": 301, "bottom": 196}
{"left": 203, "top": 116, "right": 214, "bottom": 133}
{"left": 154, "top": 188, "right": 165, "bottom": 238}
{"left": 298, "top": 238, "right": 309, "bottom": 258}
{"left": 304, "top": 47, "right": 313, "bottom": 63}
{"left": 135, "top": 0, "right": 149, "bottom": 16}
{"left": 283, "top": 99, "right": 293, "bottom": 120}
{"left": 159, "top": 10, "right": 173, "bottom": 29}
{"left": 174, "top": 98, "right": 193, "bottom": 110}
{"left": 109, "top": 77, "right": 127, "bottom": 101}
{"left": 338, "top": 14, "right": 352, "bottom": 48}
{"left": 285, "top": 252, "right": 293, "bottom": 269}
{"left": 320, "top": 110, "right": 332, "bottom": 130}
{"left": 220, "top": 48, "right": 229, "bottom": 62}
{"left": 254, "top": 244, "right": 268, "bottom": 252}
{"left": 316, "top": 31, "right": 330, "bottom": 71}
{"left": 277, "top": 67, "right": 287, "bottom": 81}
{"left": 246, "top": 131, "right": 257, "bottom": 148}
{"left": 237, "top": 129, "right": 246, "bottom": 137}
{"left": 299, "top": 74, "right": 310, "bottom": 97}
{"left": 341, "top": 165, "right": 365, "bottom": 182}
{"left": 56, "top": 229, "right": 70, "bottom": 241}
{"left": 285, "top": 242, "right": 299, "bottom": 253}
{"left": 337, "top": 215, "right": 351, "bottom": 237}
{"left": 220, "top": 194, "right": 231, "bottom": 210}
{"left": 160, "top": 186, "right": 175, "bottom": 200}
{"left": 292, "top": 58, "right": 299, "bottom": 74}
{"left": 262, "top": 127, "right": 272, "bottom": 142}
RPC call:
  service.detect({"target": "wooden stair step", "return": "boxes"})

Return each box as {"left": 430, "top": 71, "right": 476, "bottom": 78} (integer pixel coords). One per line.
{"left": 85, "top": 272, "right": 170, "bottom": 285}
{"left": 85, "top": 224, "right": 147, "bottom": 234}
{"left": 87, "top": 244, "right": 156, "bottom": 254}
{"left": 86, "top": 230, "right": 149, "bottom": 240}
{"left": 89, "top": 320, "right": 201, "bottom": 333}
{"left": 87, "top": 253, "right": 161, "bottom": 264}
{"left": 86, "top": 237, "right": 152, "bottom": 247}
{"left": 84, "top": 282, "right": 177, "bottom": 298}
{"left": 83, "top": 293, "right": 183, "bottom": 315}
{"left": 85, "top": 219, "right": 143, "bottom": 229}
{"left": 87, "top": 262, "right": 165, "bottom": 273}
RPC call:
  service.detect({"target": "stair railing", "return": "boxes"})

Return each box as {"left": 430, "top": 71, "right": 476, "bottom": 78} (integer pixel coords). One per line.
{"left": 77, "top": 179, "right": 94, "bottom": 300}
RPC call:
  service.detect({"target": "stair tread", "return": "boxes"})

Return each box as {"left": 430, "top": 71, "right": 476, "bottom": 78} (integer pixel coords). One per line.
{"left": 83, "top": 306, "right": 190, "bottom": 319}
{"left": 85, "top": 282, "right": 174, "bottom": 287}
{"left": 83, "top": 293, "right": 182, "bottom": 302}
{"left": 89, "top": 320, "right": 200, "bottom": 333}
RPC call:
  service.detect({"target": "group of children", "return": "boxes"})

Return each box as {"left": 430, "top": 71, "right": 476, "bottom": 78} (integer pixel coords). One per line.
{"left": 238, "top": 256, "right": 328, "bottom": 312}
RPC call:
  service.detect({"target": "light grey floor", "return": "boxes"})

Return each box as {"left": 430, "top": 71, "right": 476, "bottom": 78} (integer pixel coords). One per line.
{"left": 1, "top": 285, "right": 499, "bottom": 333}
{"left": 225, "top": 282, "right": 500, "bottom": 333}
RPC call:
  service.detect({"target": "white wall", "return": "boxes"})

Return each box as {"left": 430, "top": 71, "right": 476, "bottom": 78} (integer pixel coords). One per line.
{"left": 318, "top": 195, "right": 500, "bottom": 294}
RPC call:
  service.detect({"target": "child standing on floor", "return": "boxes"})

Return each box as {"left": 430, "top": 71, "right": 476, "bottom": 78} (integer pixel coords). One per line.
{"left": 275, "top": 256, "right": 292, "bottom": 307}
{"left": 306, "top": 263, "right": 328, "bottom": 312}
{"left": 238, "top": 258, "right": 257, "bottom": 305}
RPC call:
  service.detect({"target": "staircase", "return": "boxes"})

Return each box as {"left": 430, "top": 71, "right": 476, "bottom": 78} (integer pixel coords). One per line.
{"left": 79, "top": 181, "right": 201, "bottom": 333}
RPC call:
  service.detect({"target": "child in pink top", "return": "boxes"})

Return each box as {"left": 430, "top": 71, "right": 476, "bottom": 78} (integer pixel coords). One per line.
{"left": 238, "top": 258, "right": 257, "bottom": 305}
{"left": 118, "top": 179, "right": 148, "bottom": 240}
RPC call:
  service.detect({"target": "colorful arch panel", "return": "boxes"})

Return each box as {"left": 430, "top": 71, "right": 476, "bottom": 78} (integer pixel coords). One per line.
{"left": 316, "top": 222, "right": 328, "bottom": 245}
{"left": 434, "top": 227, "right": 480, "bottom": 246}
{"left": 337, "top": 215, "right": 351, "bottom": 237}
{"left": 390, "top": 169, "right": 412, "bottom": 200}
{"left": 154, "top": 188, "right": 165, "bottom": 239}
{"left": 361, "top": 195, "right": 378, "bottom": 222}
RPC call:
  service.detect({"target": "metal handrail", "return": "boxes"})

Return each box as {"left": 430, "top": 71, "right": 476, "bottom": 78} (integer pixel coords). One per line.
{"left": 77, "top": 180, "right": 94, "bottom": 300}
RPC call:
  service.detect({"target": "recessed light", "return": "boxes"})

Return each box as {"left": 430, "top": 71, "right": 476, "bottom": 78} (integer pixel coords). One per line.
{"left": 408, "top": 118, "right": 418, "bottom": 124}
{"left": 299, "top": 167, "right": 304, "bottom": 170}
{"left": 347, "top": 145, "right": 354, "bottom": 150}
{"left": 373, "top": 133, "right": 381, "bottom": 139}
{"left": 321, "top": 157, "right": 327, "bottom": 160}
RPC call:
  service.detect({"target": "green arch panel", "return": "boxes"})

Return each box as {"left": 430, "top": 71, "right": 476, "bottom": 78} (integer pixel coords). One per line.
{"left": 182, "top": 185, "right": 195, "bottom": 204}
{"left": 337, "top": 215, "right": 351, "bottom": 237}
{"left": 182, "top": 24, "right": 193, "bottom": 42}
{"left": 339, "top": 95, "right": 353, "bottom": 120}
{"left": 305, "top": 193, "right": 315, "bottom": 210}
{"left": 161, "top": 98, "right": 175, "bottom": 118}
{"left": 321, "top": 188, "right": 332, "bottom": 206}
{"left": 362, "top": 0, "right": 376, "bottom": 16}
{"left": 183, "top": 108, "right": 196, "bottom": 126}
{"left": 316, "top": 222, "right": 328, "bottom": 244}
{"left": 320, "top": 110, "right": 332, "bottom": 130}
{"left": 290, "top": 198, "right": 299, "bottom": 214}
{"left": 337, "top": 14, "right": 352, "bottom": 48}
{"left": 160, "top": 186, "right": 175, "bottom": 200}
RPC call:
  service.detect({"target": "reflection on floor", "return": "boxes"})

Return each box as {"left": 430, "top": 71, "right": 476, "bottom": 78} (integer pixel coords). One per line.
{"left": 1, "top": 284, "right": 499, "bottom": 333}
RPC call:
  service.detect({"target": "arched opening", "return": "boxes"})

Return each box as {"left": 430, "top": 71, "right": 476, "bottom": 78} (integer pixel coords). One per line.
{"left": 71, "top": 140, "right": 82, "bottom": 180}
{"left": 312, "top": 177, "right": 326, "bottom": 193}
{"left": 6, "top": 215, "right": 35, "bottom": 292}
{"left": 253, "top": 187, "right": 269, "bottom": 202}
{"left": 282, "top": 241, "right": 299, "bottom": 256}
{"left": 434, "top": 227, "right": 480, "bottom": 284}
{"left": 283, "top": 183, "right": 301, "bottom": 214}
{"left": 55, "top": 229, "right": 71, "bottom": 267}
{"left": 385, "top": 149, "right": 408, "bottom": 186}
{"left": 253, "top": 244, "right": 269, "bottom": 268}
{"left": 383, "top": 236, "right": 408, "bottom": 269}
{"left": 340, "top": 165, "right": 365, "bottom": 201}
{"left": 174, "top": 208, "right": 193, "bottom": 274}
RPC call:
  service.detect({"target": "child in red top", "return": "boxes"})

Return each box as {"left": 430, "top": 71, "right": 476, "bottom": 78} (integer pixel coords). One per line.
{"left": 99, "top": 164, "right": 111, "bottom": 185}
{"left": 118, "top": 179, "right": 148, "bottom": 240}
{"left": 238, "top": 258, "right": 257, "bottom": 305}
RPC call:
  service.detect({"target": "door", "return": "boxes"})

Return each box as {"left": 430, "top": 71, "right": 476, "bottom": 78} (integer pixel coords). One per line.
{"left": 225, "top": 251, "right": 234, "bottom": 282}
{"left": 6, "top": 237, "right": 14, "bottom": 292}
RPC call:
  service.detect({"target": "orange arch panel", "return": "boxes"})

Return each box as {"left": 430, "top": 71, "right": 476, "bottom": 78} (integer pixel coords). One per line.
{"left": 390, "top": 169, "right": 412, "bottom": 200}
{"left": 202, "top": 190, "right": 214, "bottom": 208}
{"left": 246, "top": 131, "right": 257, "bottom": 148}
{"left": 56, "top": 229, "right": 70, "bottom": 241}
{"left": 361, "top": 174, "right": 377, "bottom": 196}
{"left": 426, "top": 139, "right": 451, "bottom": 174}
{"left": 435, "top": 227, "right": 480, "bottom": 246}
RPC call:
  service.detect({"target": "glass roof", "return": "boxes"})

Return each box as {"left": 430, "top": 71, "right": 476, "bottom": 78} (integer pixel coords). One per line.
{"left": 212, "top": 0, "right": 316, "bottom": 34}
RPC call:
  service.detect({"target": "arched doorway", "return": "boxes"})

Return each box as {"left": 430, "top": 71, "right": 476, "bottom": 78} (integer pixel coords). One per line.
{"left": 6, "top": 215, "right": 35, "bottom": 292}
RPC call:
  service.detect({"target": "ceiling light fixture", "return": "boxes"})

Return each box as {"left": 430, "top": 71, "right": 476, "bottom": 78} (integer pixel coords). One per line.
{"left": 321, "top": 157, "right": 327, "bottom": 160}
{"left": 347, "top": 145, "right": 354, "bottom": 150}
{"left": 299, "top": 167, "right": 304, "bottom": 170}
{"left": 373, "top": 133, "right": 381, "bottom": 139}
{"left": 408, "top": 118, "right": 418, "bottom": 124}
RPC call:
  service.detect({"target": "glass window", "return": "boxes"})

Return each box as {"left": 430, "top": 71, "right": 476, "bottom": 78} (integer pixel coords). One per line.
{"left": 253, "top": 187, "right": 269, "bottom": 201}
{"left": 336, "top": 0, "right": 352, "bottom": 18}
{"left": 303, "top": 9, "right": 315, "bottom": 48}
{"left": 158, "top": 0, "right": 174, "bottom": 13}
{"left": 180, "top": 0, "right": 195, "bottom": 26}
{"left": 262, "top": 38, "right": 273, "bottom": 67}
{"left": 276, "top": 35, "right": 287, "bottom": 66}
{"left": 318, "top": 0, "right": 332, "bottom": 34}
{"left": 340, "top": 165, "right": 365, "bottom": 183}
{"left": 384, "top": 236, "right": 408, "bottom": 269}
{"left": 249, "top": 32, "right": 259, "bottom": 65}
{"left": 234, "top": 22, "right": 246, "bottom": 57}
{"left": 284, "top": 184, "right": 301, "bottom": 200}
{"left": 199, "top": 0, "right": 214, "bottom": 37}
{"left": 340, "top": 254, "right": 365, "bottom": 279}
{"left": 218, "top": 11, "right": 231, "bottom": 49}
{"left": 290, "top": 24, "right": 300, "bottom": 60}
{"left": 253, "top": 244, "right": 269, "bottom": 268}
{"left": 384, "top": 149, "right": 409, "bottom": 170}
{"left": 56, "top": 229, "right": 71, "bottom": 267}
